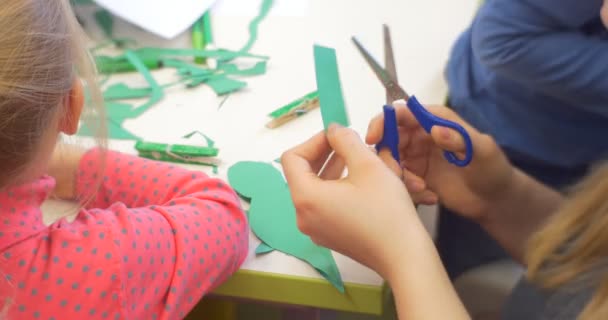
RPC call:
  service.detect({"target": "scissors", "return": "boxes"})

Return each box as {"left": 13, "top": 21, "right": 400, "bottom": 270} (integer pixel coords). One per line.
{"left": 352, "top": 25, "right": 473, "bottom": 167}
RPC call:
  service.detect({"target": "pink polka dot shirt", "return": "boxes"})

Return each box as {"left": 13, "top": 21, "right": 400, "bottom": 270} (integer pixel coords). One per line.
{"left": 0, "top": 149, "right": 249, "bottom": 320}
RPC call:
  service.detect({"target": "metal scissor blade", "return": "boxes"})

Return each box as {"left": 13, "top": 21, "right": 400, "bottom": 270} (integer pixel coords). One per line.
{"left": 352, "top": 36, "right": 409, "bottom": 102}
{"left": 383, "top": 25, "right": 398, "bottom": 98}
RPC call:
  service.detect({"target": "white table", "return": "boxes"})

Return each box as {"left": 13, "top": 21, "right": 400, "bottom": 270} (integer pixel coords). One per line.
{"left": 53, "top": 0, "right": 479, "bottom": 315}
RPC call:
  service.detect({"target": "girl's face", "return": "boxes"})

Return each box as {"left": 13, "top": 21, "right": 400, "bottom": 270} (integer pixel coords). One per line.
{"left": 603, "top": 0, "right": 608, "bottom": 28}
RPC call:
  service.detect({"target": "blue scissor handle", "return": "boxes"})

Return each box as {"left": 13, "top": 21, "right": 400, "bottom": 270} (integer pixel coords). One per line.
{"left": 375, "top": 104, "right": 400, "bottom": 163}
{"left": 407, "top": 96, "right": 473, "bottom": 167}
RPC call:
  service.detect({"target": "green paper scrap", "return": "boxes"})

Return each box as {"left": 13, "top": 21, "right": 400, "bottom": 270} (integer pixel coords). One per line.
{"left": 218, "top": 61, "right": 267, "bottom": 77}
{"left": 227, "top": 161, "right": 344, "bottom": 292}
{"left": 183, "top": 131, "right": 216, "bottom": 148}
{"left": 124, "top": 50, "right": 164, "bottom": 117}
{"left": 134, "top": 48, "right": 269, "bottom": 62}
{"left": 163, "top": 59, "right": 213, "bottom": 77}
{"left": 205, "top": 76, "right": 247, "bottom": 96}
{"left": 255, "top": 243, "right": 275, "bottom": 255}
{"left": 95, "top": 9, "right": 114, "bottom": 38}
{"left": 313, "top": 45, "right": 349, "bottom": 130}
{"left": 103, "top": 83, "right": 152, "bottom": 100}
{"left": 234, "top": 0, "right": 274, "bottom": 56}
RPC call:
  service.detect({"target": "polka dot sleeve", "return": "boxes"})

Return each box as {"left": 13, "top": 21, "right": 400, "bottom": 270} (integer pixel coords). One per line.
{"left": 74, "top": 149, "right": 249, "bottom": 319}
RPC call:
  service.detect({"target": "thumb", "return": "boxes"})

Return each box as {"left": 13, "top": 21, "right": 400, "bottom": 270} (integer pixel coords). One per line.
{"left": 326, "top": 124, "right": 378, "bottom": 169}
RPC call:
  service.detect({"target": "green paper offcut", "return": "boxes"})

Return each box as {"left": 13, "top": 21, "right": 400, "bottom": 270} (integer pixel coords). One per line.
{"left": 255, "top": 243, "right": 275, "bottom": 255}
{"left": 183, "top": 131, "right": 216, "bottom": 148}
{"left": 227, "top": 0, "right": 274, "bottom": 60}
{"left": 218, "top": 61, "right": 267, "bottom": 77}
{"left": 313, "top": 45, "right": 349, "bottom": 130}
{"left": 124, "top": 50, "right": 164, "bottom": 118}
{"left": 103, "top": 83, "right": 152, "bottom": 100}
{"left": 227, "top": 161, "right": 344, "bottom": 293}
{"left": 134, "top": 48, "right": 269, "bottom": 61}
{"left": 206, "top": 76, "right": 247, "bottom": 96}
{"left": 95, "top": 9, "right": 114, "bottom": 38}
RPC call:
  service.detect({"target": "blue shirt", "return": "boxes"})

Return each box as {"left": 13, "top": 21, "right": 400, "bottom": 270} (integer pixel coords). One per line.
{"left": 446, "top": 0, "right": 608, "bottom": 168}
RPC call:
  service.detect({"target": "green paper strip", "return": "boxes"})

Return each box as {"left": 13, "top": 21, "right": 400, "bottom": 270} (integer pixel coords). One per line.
{"left": 236, "top": 0, "right": 274, "bottom": 54}
{"left": 134, "top": 48, "right": 269, "bottom": 61}
{"left": 163, "top": 59, "right": 213, "bottom": 77}
{"left": 206, "top": 76, "right": 247, "bottom": 96}
{"left": 313, "top": 45, "right": 349, "bottom": 130}
{"left": 124, "top": 50, "right": 164, "bottom": 117}
{"left": 95, "top": 9, "right": 114, "bottom": 38}
{"left": 269, "top": 91, "right": 318, "bottom": 118}
{"left": 103, "top": 83, "right": 151, "bottom": 100}
{"left": 218, "top": 61, "right": 267, "bottom": 77}
{"left": 183, "top": 131, "right": 216, "bottom": 148}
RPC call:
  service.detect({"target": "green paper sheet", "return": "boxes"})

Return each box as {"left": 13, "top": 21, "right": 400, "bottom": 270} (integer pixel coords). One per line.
{"left": 313, "top": 45, "right": 349, "bottom": 130}
{"left": 206, "top": 76, "right": 247, "bottom": 96}
{"left": 255, "top": 243, "right": 275, "bottom": 255}
{"left": 227, "top": 161, "right": 344, "bottom": 292}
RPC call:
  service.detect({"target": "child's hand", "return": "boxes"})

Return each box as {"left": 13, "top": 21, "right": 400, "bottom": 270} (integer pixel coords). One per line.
{"left": 366, "top": 102, "right": 514, "bottom": 223}
{"left": 48, "top": 144, "right": 87, "bottom": 200}
{"left": 281, "top": 125, "right": 428, "bottom": 281}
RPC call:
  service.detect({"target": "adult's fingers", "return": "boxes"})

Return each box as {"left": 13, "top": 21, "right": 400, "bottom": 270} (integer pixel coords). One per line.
{"left": 282, "top": 131, "right": 332, "bottom": 193}
{"left": 326, "top": 124, "right": 379, "bottom": 170}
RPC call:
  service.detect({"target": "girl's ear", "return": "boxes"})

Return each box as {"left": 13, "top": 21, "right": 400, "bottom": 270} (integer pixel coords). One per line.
{"left": 59, "top": 79, "right": 84, "bottom": 135}
{"left": 227, "top": 162, "right": 284, "bottom": 200}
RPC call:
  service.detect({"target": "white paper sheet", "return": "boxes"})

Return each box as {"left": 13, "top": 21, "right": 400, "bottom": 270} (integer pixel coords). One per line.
{"left": 92, "top": 0, "right": 217, "bottom": 39}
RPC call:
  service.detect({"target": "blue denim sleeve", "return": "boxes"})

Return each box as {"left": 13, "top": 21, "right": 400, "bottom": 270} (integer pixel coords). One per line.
{"left": 470, "top": 0, "right": 608, "bottom": 116}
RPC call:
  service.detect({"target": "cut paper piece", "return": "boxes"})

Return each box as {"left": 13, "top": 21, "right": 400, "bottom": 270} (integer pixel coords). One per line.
{"left": 92, "top": 0, "right": 217, "bottom": 39}
{"left": 164, "top": 60, "right": 214, "bottom": 77}
{"left": 211, "top": 0, "right": 308, "bottom": 17}
{"left": 133, "top": 48, "right": 269, "bottom": 61}
{"left": 95, "top": 9, "right": 114, "bottom": 38}
{"left": 124, "top": 50, "right": 164, "bottom": 117}
{"left": 103, "top": 83, "right": 151, "bottom": 100}
{"left": 227, "top": 161, "right": 344, "bottom": 292}
{"left": 183, "top": 131, "right": 216, "bottom": 148}
{"left": 255, "top": 243, "right": 275, "bottom": 255}
{"left": 206, "top": 76, "right": 247, "bottom": 96}
{"left": 313, "top": 45, "right": 349, "bottom": 130}
{"left": 218, "top": 61, "right": 267, "bottom": 76}
{"left": 236, "top": 0, "right": 274, "bottom": 54}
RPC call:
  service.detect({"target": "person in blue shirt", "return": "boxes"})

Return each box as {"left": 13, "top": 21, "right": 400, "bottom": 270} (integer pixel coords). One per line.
{"left": 439, "top": 0, "right": 608, "bottom": 279}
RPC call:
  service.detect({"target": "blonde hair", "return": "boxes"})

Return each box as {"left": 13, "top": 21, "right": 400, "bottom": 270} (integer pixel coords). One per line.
{"left": 527, "top": 163, "right": 608, "bottom": 319}
{"left": 0, "top": 0, "right": 106, "bottom": 189}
